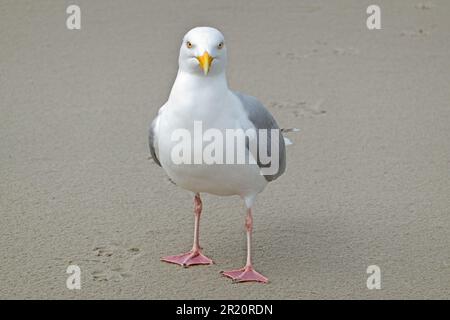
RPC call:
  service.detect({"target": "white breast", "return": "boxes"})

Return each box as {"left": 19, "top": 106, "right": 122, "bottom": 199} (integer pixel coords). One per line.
{"left": 156, "top": 90, "right": 267, "bottom": 198}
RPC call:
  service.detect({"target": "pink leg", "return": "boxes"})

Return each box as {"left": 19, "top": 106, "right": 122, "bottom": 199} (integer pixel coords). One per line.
{"left": 221, "top": 208, "right": 268, "bottom": 283}
{"left": 161, "top": 193, "right": 213, "bottom": 267}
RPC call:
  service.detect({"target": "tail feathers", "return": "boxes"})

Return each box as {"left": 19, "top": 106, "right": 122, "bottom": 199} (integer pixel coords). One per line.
{"left": 281, "top": 128, "right": 299, "bottom": 146}
{"left": 283, "top": 137, "right": 293, "bottom": 145}
{"left": 281, "top": 128, "right": 300, "bottom": 133}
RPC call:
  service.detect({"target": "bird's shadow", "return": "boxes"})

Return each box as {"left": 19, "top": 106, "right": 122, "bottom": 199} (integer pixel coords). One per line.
{"left": 250, "top": 208, "right": 363, "bottom": 278}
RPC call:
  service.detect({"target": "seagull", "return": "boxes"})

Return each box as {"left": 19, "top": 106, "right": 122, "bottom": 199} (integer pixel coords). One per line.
{"left": 149, "top": 27, "right": 296, "bottom": 283}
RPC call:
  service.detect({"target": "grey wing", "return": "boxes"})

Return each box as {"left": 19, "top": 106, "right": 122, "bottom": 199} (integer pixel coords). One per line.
{"left": 234, "top": 91, "right": 286, "bottom": 182}
{"left": 148, "top": 117, "right": 161, "bottom": 167}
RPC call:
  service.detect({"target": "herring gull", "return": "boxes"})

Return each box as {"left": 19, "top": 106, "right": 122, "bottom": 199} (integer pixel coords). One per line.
{"left": 149, "top": 27, "right": 297, "bottom": 283}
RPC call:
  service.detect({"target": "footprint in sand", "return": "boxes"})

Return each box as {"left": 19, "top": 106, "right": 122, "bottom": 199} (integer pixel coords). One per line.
{"left": 277, "top": 49, "right": 319, "bottom": 60}
{"left": 278, "top": 42, "right": 359, "bottom": 61}
{"left": 277, "top": 42, "right": 325, "bottom": 60}
{"left": 415, "top": 2, "right": 434, "bottom": 10}
{"left": 403, "top": 3, "right": 435, "bottom": 37}
{"left": 269, "top": 99, "right": 326, "bottom": 118}
{"left": 91, "top": 244, "right": 141, "bottom": 282}
{"left": 332, "top": 47, "right": 360, "bottom": 56}
{"left": 400, "top": 29, "right": 430, "bottom": 37}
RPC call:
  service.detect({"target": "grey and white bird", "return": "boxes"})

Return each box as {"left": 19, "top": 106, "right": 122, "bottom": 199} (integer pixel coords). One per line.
{"left": 149, "top": 27, "right": 296, "bottom": 283}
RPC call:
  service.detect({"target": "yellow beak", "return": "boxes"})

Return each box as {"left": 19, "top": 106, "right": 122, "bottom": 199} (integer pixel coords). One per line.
{"left": 196, "top": 51, "right": 213, "bottom": 75}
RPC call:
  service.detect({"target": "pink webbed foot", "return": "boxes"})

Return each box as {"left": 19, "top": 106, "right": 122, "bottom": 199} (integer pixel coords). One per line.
{"left": 221, "top": 266, "right": 268, "bottom": 283}
{"left": 161, "top": 250, "right": 213, "bottom": 268}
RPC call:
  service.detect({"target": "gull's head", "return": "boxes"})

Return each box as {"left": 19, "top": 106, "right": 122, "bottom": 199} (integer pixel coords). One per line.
{"left": 178, "top": 27, "right": 227, "bottom": 76}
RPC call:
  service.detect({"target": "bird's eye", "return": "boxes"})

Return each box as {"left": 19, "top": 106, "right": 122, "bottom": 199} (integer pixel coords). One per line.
{"left": 186, "top": 41, "right": 193, "bottom": 49}
{"left": 217, "top": 42, "right": 224, "bottom": 49}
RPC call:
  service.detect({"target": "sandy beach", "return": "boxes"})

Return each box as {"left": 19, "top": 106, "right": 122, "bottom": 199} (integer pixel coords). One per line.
{"left": 1, "top": 0, "right": 449, "bottom": 299}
